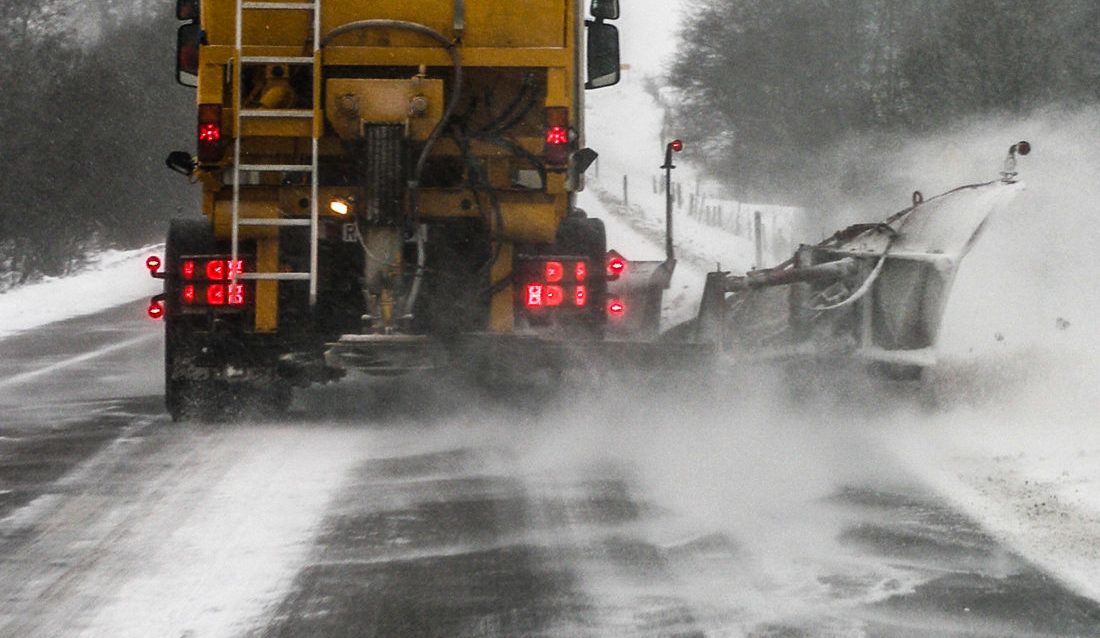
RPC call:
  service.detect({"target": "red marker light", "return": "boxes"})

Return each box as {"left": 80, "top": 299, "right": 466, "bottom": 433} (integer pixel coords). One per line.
{"left": 147, "top": 301, "right": 164, "bottom": 319}
{"left": 607, "top": 255, "right": 626, "bottom": 277}
{"left": 146, "top": 256, "right": 162, "bottom": 272}
{"left": 199, "top": 123, "right": 220, "bottom": 143}
{"left": 670, "top": 139, "right": 683, "bottom": 152}
{"left": 545, "top": 261, "right": 564, "bottom": 283}
{"left": 545, "top": 107, "right": 569, "bottom": 165}
{"left": 546, "top": 126, "right": 568, "bottom": 146}
{"left": 608, "top": 299, "right": 625, "bottom": 317}
{"left": 574, "top": 285, "right": 587, "bottom": 307}
{"left": 182, "top": 260, "right": 195, "bottom": 279}
{"left": 197, "top": 103, "right": 223, "bottom": 163}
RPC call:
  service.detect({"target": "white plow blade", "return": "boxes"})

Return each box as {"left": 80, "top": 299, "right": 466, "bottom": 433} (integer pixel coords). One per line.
{"left": 862, "top": 181, "right": 1025, "bottom": 365}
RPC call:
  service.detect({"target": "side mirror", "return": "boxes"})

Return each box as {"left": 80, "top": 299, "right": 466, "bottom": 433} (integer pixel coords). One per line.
{"left": 177, "top": 0, "right": 199, "bottom": 21}
{"left": 166, "top": 151, "right": 197, "bottom": 176}
{"left": 176, "top": 22, "right": 200, "bottom": 87}
{"left": 590, "top": 0, "right": 620, "bottom": 20}
{"left": 585, "top": 21, "right": 620, "bottom": 89}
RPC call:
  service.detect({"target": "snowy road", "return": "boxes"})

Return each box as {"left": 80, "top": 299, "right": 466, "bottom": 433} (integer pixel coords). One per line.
{"left": 0, "top": 301, "right": 1098, "bottom": 636}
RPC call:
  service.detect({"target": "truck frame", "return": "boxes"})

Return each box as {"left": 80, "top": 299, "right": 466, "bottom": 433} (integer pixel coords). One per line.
{"left": 155, "top": 0, "right": 642, "bottom": 419}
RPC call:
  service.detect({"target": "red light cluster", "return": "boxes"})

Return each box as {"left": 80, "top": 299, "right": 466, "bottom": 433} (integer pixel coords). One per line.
{"left": 179, "top": 258, "right": 248, "bottom": 307}
{"left": 181, "top": 259, "right": 244, "bottom": 281}
{"left": 522, "top": 260, "right": 588, "bottom": 309}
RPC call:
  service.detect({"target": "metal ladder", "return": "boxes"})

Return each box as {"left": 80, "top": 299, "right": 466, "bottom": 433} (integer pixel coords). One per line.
{"left": 232, "top": 0, "right": 322, "bottom": 304}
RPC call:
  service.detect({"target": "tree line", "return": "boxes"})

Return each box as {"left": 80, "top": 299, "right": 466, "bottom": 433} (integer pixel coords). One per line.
{"left": 665, "top": 0, "right": 1100, "bottom": 203}
{"left": 0, "top": 0, "right": 193, "bottom": 287}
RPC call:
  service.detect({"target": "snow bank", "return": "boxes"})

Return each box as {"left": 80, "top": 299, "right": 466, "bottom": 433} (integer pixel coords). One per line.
{"left": 0, "top": 245, "right": 163, "bottom": 341}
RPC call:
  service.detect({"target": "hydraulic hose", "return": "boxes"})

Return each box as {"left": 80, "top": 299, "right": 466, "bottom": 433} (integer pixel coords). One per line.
{"left": 321, "top": 20, "right": 463, "bottom": 322}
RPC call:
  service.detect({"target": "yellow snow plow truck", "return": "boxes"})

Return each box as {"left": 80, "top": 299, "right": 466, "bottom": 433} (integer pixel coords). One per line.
{"left": 153, "top": 0, "right": 661, "bottom": 419}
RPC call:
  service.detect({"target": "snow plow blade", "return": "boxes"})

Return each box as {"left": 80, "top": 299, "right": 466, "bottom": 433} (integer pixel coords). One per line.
{"left": 687, "top": 142, "right": 1030, "bottom": 374}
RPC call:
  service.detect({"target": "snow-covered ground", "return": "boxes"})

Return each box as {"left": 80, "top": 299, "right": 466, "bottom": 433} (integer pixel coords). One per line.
{"left": 0, "top": 246, "right": 163, "bottom": 341}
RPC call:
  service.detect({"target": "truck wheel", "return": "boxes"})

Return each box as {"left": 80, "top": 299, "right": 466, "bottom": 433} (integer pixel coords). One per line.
{"left": 163, "top": 220, "right": 218, "bottom": 422}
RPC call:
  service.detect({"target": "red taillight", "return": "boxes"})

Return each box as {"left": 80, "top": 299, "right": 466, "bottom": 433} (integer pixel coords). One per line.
{"left": 608, "top": 299, "right": 625, "bottom": 316}
{"left": 148, "top": 301, "right": 164, "bottom": 319}
{"left": 182, "top": 260, "right": 195, "bottom": 279}
{"left": 545, "top": 107, "right": 569, "bottom": 165}
{"left": 545, "top": 285, "right": 564, "bottom": 307}
{"left": 575, "top": 261, "right": 587, "bottom": 282}
{"left": 545, "top": 261, "right": 564, "bottom": 283}
{"left": 227, "top": 284, "right": 245, "bottom": 306}
{"left": 526, "top": 284, "right": 544, "bottom": 308}
{"left": 574, "top": 285, "right": 587, "bottom": 307}
{"left": 146, "top": 256, "right": 162, "bottom": 272}
{"left": 197, "top": 103, "right": 223, "bottom": 163}
{"left": 203, "top": 259, "right": 244, "bottom": 281}
{"left": 206, "top": 260, "right": 225, "bottom": 280}
{"left": 206, "top": 285, "right": 226, "bottom": 305}
{"left": 182, "top": 285, "right": 196, "bottom": 304}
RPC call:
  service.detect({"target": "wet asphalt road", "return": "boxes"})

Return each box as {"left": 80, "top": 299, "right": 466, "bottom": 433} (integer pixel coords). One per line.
{"left": 0, "top": 302, "right": 1098, "bottom": 637}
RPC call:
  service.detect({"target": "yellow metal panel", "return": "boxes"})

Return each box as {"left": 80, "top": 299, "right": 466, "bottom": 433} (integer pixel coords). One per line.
{"left": 202, "top": 0, "right": 565, "bottom": 48}
{"left": 254, "top": 239, "right": 279, "bottom": 333}
{"left": 240, "top": 118, "right": 312, "bottom": 138}
{"left": 325, "top": 78, "right": 443, "bottom": 141}
{"left": 546, "top": 67, "right": 568, "bottom": 107}
{"left": 489, "top": 242, "right": 514, "bottom": 334}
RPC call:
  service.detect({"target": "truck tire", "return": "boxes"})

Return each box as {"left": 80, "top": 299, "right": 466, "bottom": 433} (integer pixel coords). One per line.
{"left": 163, "top": 220, "right": 217, "bottom": 421}
{"left": 163, "top": 220, "right": 294, "bottom": 421}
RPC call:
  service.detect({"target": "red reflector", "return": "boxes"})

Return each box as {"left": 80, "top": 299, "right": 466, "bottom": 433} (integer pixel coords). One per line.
{"left": 574, "top": 285, "right": 587, "bottom": 307}
{"left": 182, "top": 260, "right": 195, "bottom": 279}
{"left": 206, "top": 260, "right": 225, "bottom": 281}
{"left": 182, "top": 285, "right": 196, "bottom": 304}
{"left": 545, "top": 261, "right": 564, "bottom": 283}
{"left": 526, "top": 284, "right": 543, "bottom": 308}
{"left": 608, "top": 299, "right": 625, "bottom": 316}
{"left": 227, "top": 283, "right": 245, "bottom": 306}
{"left": 545, "top": 285, "right": 564, "bottom": 307}
{"left": 146, "top": 256, "right": 161, "bottom": 272}
{"left": 206, "top": 285, "right": 226, "bottom": 305}
{"left": 147, "top": 301, "right": 164, "bottom": 319}
{"left": 575, "top": 261, "right": 587, "bottom": 282}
